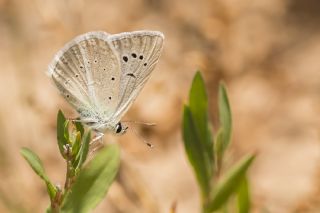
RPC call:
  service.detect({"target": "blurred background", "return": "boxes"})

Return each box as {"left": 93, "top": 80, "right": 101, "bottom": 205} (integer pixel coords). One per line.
{"left": 1, "top": 0, "right": 320, "bottom": 212}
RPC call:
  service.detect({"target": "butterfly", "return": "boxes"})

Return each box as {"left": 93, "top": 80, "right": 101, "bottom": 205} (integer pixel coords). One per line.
{"left": 48, "top": 30, "right": 164, "bottom": 142}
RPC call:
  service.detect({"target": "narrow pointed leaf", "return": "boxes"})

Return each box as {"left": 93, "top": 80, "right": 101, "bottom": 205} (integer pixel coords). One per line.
{"left": 207, "top": 155, "right": 255, "bottom": 212}
{"left": 183, "top": 105, "right": 210, "bottom": 198}
{"left": 74, "top": 131, "right": 91, "bottom": 169}
{"left": 57, "top": 110, "right": 68, "bottom": 157}
{"left": 20, "top": 147, "right": 48, "bottom": 181}
{"left": 61, "top": 144, "right": 120, "bottom": 213}
{"left": 218, "top": 82, "right": 232, "bottom": 150}
{"left": 237, "top": 176, "right": 250, "bottom": 213}
{"left": 20, "top": 148, "right": 56, "bottom": 200}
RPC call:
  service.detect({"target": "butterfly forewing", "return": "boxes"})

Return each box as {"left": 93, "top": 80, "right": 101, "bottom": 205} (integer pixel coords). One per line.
{"left": 109, "top": 31, "right": 164, "bottom": 119}
{"left": 49, "top": 41, "right": 92, "bottom": 114}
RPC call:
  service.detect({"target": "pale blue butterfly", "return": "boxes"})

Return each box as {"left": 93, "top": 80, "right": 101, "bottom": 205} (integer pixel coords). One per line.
{"left": 48, "top": 30, "right": 164, "bottom": 142}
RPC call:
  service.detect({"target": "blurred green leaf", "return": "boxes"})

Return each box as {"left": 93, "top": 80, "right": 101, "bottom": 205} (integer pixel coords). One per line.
{"left": 183, "top": 105, "right": 211, "bottom": 199}
{"left": 237, "top": 176, "right": 250, "bottom": 213}
{"left": 189, "top": 71, "right": 213, "bottom": 161}
{"left": 46, "top": 207, "right": 52, "bottom": 213}
{"left": 57, "top": 110, "right": 68, "bottom": 157}
{"left": 214, "top": 128, "right": 224, "bottom": 171}
{"left": 218, "top": 82, "right": 232, "bottom": 151}
{"left": 61, "top": 144, "right": 120, "bottom": 213}
{"left": 20, "top": 148, "right": 56, "bottom": 201}
{"left": 74, "top": 131, "right": 91, "bottom": 169}
{"left": 207, "top": 155, "right": 255, "bottom": 212}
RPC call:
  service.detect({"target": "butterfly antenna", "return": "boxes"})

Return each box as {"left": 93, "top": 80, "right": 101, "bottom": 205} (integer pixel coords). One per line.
{"left": 135, "top": 121, "right": 156, "bottom": 126}
{"left": 123, "top": 120, "right": 157, "bottom": 126}
{"left": 126, "top": 122, "right": 154, "bottom": 148}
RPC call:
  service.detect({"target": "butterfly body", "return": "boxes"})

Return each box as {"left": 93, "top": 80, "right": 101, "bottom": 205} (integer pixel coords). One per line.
{"left": 48, "top": 30, "right": 164, "bottom": 136}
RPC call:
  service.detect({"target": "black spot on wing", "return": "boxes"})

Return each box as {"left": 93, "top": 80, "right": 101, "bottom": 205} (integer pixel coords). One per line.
{"left": 127, "top": 73, "right": 136, "bottom": 78}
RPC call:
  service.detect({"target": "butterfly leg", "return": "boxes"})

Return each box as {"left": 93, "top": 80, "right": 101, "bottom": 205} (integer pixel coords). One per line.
{"left": 90, "top": 131, "right": 104, "bottom": 145}
{"left": 89, "top": 131, "right": 104, "bottom": 155}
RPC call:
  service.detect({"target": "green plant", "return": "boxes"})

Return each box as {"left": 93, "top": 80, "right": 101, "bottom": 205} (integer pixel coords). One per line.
{"left": 20, "top": 110, "right": 120, "bottom": 213}
{"left": 182, "top": 71, "right": 255, "bottom": 213}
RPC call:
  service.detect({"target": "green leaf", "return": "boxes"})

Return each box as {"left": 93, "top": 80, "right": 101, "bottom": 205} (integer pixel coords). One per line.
{"left": 74, "top": 121, "right": 85, "bottom": 136}
{"left": 183, "top": 105, "right": 211, "bottom": 199}
{"left": 189, "top": 71, "right": 213, "bottom": 161}
{"left": 64, "top": 120, "right": 70, "bottom": 144}
{"left": 47, "top": 182, "right": 58, "bottom": 202}
{"left": 74, "top": 130, "right": 91, "bottom": 169}
{"left": 207, "top": 155, "right": 255, "bottom": 212}
{"left": 237, "top": 176, "right": 250, "bottom": 213}
{"left": 57, "top": 110, "right": 68, "bottom": 157}
{"left": 61, "top": 144, "right": 120, "bottom": 213}
{"left": 20, "top": 148, "right": 47, "bottom": 180}
{"left": 72, "top": 131, "right": 81, "bottom": 157}
{"left": 218, "top": 82, "right": 232, "bottom": 151}
{"left": 20, "top": 148, "right": 57, "bottom": 201}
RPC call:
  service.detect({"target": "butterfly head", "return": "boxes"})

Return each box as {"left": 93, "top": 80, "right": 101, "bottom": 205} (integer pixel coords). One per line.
{"left": 114, "top": 122, "right": 128, "bottom": 135}
{"left": 86, "top": 120, "right": 127, "bottom": 135}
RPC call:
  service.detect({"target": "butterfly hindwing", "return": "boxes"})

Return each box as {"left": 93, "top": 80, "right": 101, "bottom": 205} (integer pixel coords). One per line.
{"left": 109, "top": 31, "right": 164, "bottom": 119}
{"left": 49, "top": 37, "right": 92, "bottom": 114}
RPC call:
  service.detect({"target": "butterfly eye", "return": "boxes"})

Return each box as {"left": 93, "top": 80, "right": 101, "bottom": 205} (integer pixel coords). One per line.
{"left": 115, "top": 123, "right": 122, "bottom": 134}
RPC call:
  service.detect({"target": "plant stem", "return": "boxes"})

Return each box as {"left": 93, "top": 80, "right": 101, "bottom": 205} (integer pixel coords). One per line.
{"left": 51, "top": 188, "right": 62, "bottom": 213}
{"left": 64, "top": 160, "right": 74, "bottom": 191}
{"left": 50, "top": 156, "right": 75, "bottom": 212}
